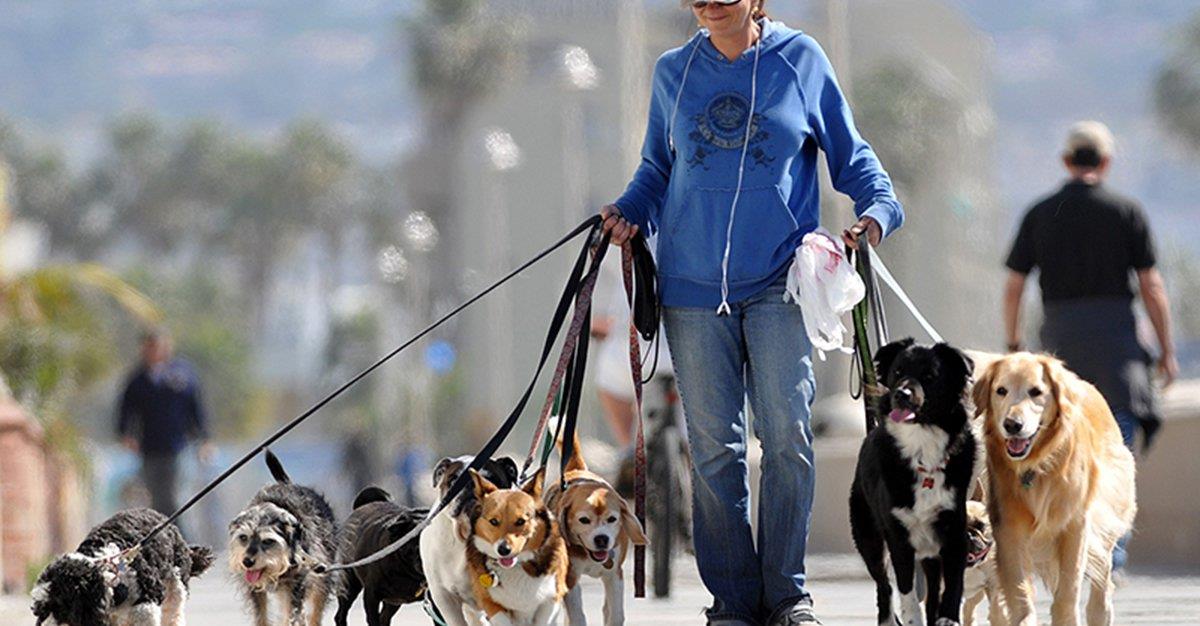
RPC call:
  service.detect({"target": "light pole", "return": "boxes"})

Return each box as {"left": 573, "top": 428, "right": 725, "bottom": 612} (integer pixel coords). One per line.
{"left": 482, "top": 128, "right": 522, "bottom": 415}
{"left": 559, "top": 45, "right": 599, "bottom": 232}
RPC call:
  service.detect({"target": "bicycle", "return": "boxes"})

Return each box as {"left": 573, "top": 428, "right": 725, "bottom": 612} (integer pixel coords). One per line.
{"left": 619, "top": 371, "right": 693, "bottom": 598}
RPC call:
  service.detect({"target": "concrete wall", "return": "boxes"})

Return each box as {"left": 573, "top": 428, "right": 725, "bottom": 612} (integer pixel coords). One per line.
{"left": 1126, "top": 380, "right": 1200, "bottom": 569}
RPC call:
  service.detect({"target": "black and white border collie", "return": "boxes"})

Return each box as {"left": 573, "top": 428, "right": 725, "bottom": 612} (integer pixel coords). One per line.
{"left": 850, "top": 339, "right": 978, "bottom": 626}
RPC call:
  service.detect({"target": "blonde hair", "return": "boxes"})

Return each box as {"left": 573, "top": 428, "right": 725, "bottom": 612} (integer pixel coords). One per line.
{"left": 753, "top": 0, "right": 768, "bottom": 19}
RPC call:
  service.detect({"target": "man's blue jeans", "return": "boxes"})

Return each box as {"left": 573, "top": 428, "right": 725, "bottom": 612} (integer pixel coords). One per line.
{"left": 1112, "top": 409, "right": 1137, "bottom": 571}
{"left": 664, "top": 278, "right": 815, "bottom": 624}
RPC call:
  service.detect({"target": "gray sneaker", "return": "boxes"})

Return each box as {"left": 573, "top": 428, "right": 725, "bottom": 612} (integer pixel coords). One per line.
{"left": 768, "top": 597, "right": 822, "bottom": 626}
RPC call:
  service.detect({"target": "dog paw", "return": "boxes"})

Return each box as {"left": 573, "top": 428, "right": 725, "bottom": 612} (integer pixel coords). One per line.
{"left": 934, "top": 619, "right": 960, "bottom": 626}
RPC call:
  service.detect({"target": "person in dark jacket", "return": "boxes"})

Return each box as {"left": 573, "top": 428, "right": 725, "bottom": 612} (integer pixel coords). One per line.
{"left": 118, "top": 330, "right": 214, "bottom": 517}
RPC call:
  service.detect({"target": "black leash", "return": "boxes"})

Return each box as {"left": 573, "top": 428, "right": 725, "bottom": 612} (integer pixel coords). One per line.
{"left": 319, "top": 223, "right": 612, "bottom": 573}
{"left": 130, "top": 215, "right": 605, "bottom": 552}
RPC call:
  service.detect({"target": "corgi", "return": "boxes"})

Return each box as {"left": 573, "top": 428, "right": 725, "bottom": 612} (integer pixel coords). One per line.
{"left": 466, "top": 468, "right": 569, "bottom": 626}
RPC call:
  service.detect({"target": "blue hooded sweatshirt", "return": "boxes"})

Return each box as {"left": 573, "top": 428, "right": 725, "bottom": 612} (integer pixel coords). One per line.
{"left": 614, "top": 20, "right": 904, "bottom": 310}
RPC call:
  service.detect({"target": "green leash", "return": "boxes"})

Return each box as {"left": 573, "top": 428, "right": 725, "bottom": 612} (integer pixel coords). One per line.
{"left": 850, "top": 238, "right": 887, "bottom": 432}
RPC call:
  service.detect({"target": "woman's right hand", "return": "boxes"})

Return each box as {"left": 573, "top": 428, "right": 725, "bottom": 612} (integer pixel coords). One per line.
{"left": 600, "top": 204, "right": 639, "bottom": 246}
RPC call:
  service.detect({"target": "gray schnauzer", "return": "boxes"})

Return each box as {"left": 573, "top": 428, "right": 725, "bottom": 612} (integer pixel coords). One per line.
{"left": 228, "top": 450, "right": 339, "bottom": 626}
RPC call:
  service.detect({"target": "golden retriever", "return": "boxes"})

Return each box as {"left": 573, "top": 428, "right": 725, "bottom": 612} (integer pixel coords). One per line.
{"left": 972, "top": 353, "right": 1135, "bottom": 626}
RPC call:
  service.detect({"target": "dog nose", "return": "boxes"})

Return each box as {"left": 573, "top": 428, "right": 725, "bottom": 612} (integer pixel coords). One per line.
{"left": 242, "top": 556, "right": 256, "bottom": 568}
{"left": 497, "top": 542, "right": 511, "bottom": 557}
{"left": 594, "top": 535, "right": 609, "bottom": 549}
{"left": 1003, "top": 418, "right": 1023, "bottom": 435}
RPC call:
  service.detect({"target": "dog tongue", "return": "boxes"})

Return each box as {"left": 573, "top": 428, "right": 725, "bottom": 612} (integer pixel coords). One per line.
{"left": 1007, "top": 437, "right": 1030, "bottom": 455}
{"left": 888, "top": 409, "right": 915, "bottom": 423}
{"left": 244, "top": 569, "right": 263, "bottom": 584}
{"left": 498, "top": 556, "right": 517, "bottom": 569}
{"left": 590, "top": 550, "right": 609, "bottom": 563}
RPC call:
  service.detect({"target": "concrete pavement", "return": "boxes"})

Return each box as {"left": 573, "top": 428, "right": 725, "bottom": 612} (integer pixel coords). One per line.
{"left": 4, "top": 554, "right": 1197, "bottom": 625}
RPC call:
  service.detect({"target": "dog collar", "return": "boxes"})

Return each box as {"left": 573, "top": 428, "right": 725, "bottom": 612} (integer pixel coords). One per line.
{"left": 915, "top": 459, "right": 948, "bottom": 490}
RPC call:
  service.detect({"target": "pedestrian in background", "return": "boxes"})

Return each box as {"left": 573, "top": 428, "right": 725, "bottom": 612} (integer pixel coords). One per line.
{"left": 1002, "top": 120, "right": 1178, "bottom": 570}
{"left": 117, "top": 329, "right": 214, "bottom": 518}
{"left": 602, "top": 1, "right": 904, "bottom": 623}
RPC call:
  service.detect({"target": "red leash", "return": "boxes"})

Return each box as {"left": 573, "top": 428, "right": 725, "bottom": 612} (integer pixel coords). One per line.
{"left": 622, "top": 242, "right": 648, "bottom": 598}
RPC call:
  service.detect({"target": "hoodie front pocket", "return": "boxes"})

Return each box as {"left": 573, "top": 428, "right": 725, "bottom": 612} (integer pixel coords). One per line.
{"left": 660, "top": 184, "right": 798, "bottom": 284}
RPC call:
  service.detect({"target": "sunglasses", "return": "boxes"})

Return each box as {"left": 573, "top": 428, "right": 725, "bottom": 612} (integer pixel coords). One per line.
{"left": 685, "top": 0, "right": 742, "bottom": 9}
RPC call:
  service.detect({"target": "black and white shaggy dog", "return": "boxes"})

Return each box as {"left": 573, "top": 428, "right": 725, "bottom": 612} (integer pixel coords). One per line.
{"left": 849, "top": 339, "right": 979, "bottom": 626}
{"left": 333, "top": 486, "right": 429, "bottom": 626}
{"left": 31, "top": 508, "right": 213, "bottom": 626}
{"left": 228, "top": 450, "right": 339, "bottom": 626}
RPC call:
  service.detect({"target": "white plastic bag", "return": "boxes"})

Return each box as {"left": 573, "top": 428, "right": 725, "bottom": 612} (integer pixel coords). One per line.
{"left": 784, "top": 228, "right": 866, "bottom": 358}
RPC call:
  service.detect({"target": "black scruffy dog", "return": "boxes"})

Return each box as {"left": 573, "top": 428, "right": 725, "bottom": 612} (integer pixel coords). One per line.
{"left": 31, "top": 508, "right": 213, "bottom": 626}
{"left": 228, "top": 449, "right": 339, "bottom": 626}
{"left": 849, "top": 339, "right": 978, "bottom": 626}
{"left": 334, "top": 486, "right": 430, "bottom": 626}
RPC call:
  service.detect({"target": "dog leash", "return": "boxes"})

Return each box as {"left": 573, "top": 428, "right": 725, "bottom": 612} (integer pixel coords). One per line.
{"left": 621, "top": 242, "right": 650, "bottom": 598}
{"left": 520, "top": 237, "right": 608, "bottom": 483}
{"left": 849, "top": 236, "right": 947, "bottom": 432}
{"left": 127, "top": 216, "right": 605, "bottom": 554}
{"left": 318, "top": 227, "right": 614, "bottom": 574}
{"left": 850, "top": 237, "right": 887, "bottom": 432}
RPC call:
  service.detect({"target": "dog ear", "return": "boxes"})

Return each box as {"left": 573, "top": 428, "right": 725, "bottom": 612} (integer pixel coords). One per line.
{"left": 469, "top": 469, "right": 499, "bottom": 498}
{"left": 432, "top": 457, "right": 463, "bottom": 489}
{"left": 874, "top": 338, "right": 915, "bottom": 383}
{"left": 521, "top": 467, "right": 546, "bottom": 500}
{"left": 494, "top": 457, "right": 520, "bottom": 487}
{"left": 30, "top": 582, "right": 50, "bottom": 620}
{"left": 557, "top": 500, "right": 574, "bottom": 542}
{"left": 1039, "top": 356, "right": 1080, "bottom": 419}
{"left": 971, "top": 359, "right": 999, "bottom": 419}
{"left": 619, "top": 499, "right": 649, "bottom": 546}
{"left": 933, "top": 343, "right": 974, "bottom": 389}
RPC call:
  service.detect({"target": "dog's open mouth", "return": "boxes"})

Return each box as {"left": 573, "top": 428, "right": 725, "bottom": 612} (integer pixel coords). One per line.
{"left": 497, "top": 556, "right": 518, "bottom": 569}
{"left": 1006, "top": 436, "right": 1033, "bottom": 459}
{"left": 966, "top": 543, "right": 991, "bottom": 567}
{"left": 244, "top": 569, "right": 264, "bottom": 585}
{"left": 588, "top": 549, "right": 609, "bottom": 563}
{"left": 888, "top": 408, "right": 916, "bottom": 423}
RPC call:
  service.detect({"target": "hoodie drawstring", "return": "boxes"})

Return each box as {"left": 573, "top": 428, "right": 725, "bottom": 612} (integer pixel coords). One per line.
{"left": 666, "top": 26, "right": 764, "bottom": 316}
{"left": 668, "top": 36, "right": 703, "bottom": 156}
{"left": 717, "top": 32, "right": 762, "bottom": 316}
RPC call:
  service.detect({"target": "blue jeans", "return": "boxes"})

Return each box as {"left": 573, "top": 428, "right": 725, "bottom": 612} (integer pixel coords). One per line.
{"left": 664, "top": 278, "right": 816, "bottom": 624}
{"left": 1112, "top": 409, "right": 1137, "bottom": 571}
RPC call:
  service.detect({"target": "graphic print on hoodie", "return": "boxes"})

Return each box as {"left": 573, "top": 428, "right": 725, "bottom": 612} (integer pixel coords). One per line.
{"left": 615, "top": 19, "right": 904, "bottom": 309}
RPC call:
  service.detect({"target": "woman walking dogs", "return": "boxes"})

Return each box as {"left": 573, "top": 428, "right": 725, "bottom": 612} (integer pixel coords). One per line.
{"left": 602, "top": 1, "right": 904, "bottom": 625}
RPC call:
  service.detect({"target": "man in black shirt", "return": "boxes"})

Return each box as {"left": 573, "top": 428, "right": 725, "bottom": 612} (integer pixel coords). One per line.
{"left": 1002, "top": 121, "right": 1178, "bottom": 568}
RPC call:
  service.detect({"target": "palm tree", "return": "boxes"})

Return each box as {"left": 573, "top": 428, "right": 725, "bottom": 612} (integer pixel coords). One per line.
{"left": 0, "top": 159, "right": 161, "bottom": 458}
{"left": 401, "top": 0, "right": 522, "bottom": 300}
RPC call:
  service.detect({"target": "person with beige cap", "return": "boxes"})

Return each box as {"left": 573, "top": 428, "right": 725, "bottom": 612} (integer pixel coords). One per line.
{"left": 1001, "top": 120, "right": 1178, "bottom": 569}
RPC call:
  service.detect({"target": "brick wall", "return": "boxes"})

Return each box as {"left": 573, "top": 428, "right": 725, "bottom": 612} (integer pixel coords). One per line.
{"left": 0, "top": 400, "right": 49, "bottom": 593}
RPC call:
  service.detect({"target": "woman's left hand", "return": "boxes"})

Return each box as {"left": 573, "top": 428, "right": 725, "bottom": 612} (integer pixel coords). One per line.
{"left": 841, "top": 216, "right": 883, "bottom": 248}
